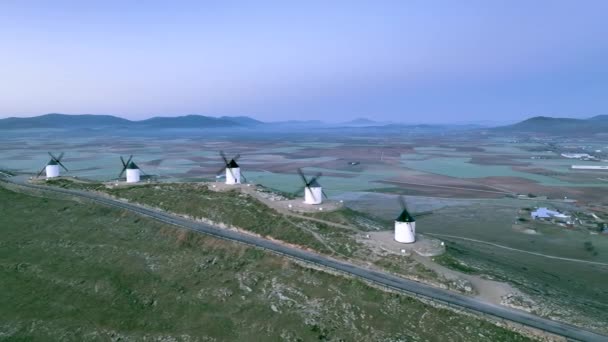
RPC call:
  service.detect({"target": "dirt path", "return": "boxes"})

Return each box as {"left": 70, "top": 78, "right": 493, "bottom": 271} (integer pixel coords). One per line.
{"left": 412, "top": 254, "right": 522, "bottom": 307}
{"left": 238, "top": 185, "right": 360, "bottom": 232}
{"left": 229, "top": 183, "right": 537, "bottom": 307}
{"left": 283, "top": 215, "right": 343, "bottom": 255}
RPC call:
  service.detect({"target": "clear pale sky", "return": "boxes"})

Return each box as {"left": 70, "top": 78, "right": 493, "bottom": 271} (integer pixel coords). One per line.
{"left": 1, "top": 1, "right": 607, "bottom": 123}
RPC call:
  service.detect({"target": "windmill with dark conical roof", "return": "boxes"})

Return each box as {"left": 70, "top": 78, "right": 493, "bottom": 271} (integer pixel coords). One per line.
{"left": 119, "top": 155, "right": 144, "bottom": 183}
{"left": 395, "top": 196, "right": 416, "bottom": 243}
{"left": 37, "top": 152, "right": 68, "bottom": 178}
{"left": 217, "top": 151, "right": 246, "bottom": 185}
{"left": 296, "top": 168, "right": 327, "bottom": 205}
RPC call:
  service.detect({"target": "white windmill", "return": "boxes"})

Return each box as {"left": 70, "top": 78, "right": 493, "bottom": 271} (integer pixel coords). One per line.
{"left": 37, "top": 152, "right": 68, "bottom": 178}
{"left": 394, "top": 196, "right": 416, "bottom": 243}
{"left": 119, "top": 155, "right": 143, "bottom": 183}
{"left": 218, "top": 151, "right": 247, "bottom": 185}
{"left": 296, "top": 168, "right": 327, "bottom": 205}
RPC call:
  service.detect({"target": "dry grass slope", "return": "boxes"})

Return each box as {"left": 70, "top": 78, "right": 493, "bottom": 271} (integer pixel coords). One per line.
{"left": 0, "top": 186, "right": 533, "bottom": 341}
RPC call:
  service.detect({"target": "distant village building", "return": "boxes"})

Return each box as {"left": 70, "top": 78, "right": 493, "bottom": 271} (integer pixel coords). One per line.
{"left": 561, "top": 153, "right": 596, "bottom": 160}
{"left": 571, "top": 165, "right": 608, "bottom": 170}
{"left": 531, "top": 208, "right": 571, "bottom": 223}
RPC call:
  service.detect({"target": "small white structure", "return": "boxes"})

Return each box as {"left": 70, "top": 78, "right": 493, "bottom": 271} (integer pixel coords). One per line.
{"left": 304, "top": 179, "right": 323, "bottom": 205}
{"left": 45, "top": 162, "right": 60, "bottom": 178}
{"left": 126, "top": 162, "right": 141, "bottom": 183}
{"left": 37, "top": 152, "right": 68, "bottom": 179}
{"left": 395, "top": 207, "right": 416, "bottom": 243}
{"left": 561, "top": 153, "right": 595, "bottom": 160}
{"left": 531, "top": 207, "right": 571, "bottom": 222}
{"left": 225, "top": 159, "right": 241, "bottom": 185}
{"left": 298, "top": 169, "right": 326, "bottom": 205}
{"left": 119, "top": 156, "right": 143, "bottom": 183}
{"left": 571, "top": 165, "right": 608, "bottom": 170}
{"left": 561, "top": 153, "right": 590, "bottom": 159}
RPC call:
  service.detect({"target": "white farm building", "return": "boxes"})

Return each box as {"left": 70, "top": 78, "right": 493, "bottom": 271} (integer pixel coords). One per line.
{"left": 531, "top": 208, "right": 571, "bottom": 222}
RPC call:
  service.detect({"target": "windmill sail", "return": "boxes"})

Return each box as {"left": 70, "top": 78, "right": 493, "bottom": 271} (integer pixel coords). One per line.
{"left": 38, "top": 152, "right": 67, "bottom": 177}
{"left": 219, "top": 151, "right": 242, "bottom": 184}
{"left": 297, "top": 168, "right": 324, "bottom": 204}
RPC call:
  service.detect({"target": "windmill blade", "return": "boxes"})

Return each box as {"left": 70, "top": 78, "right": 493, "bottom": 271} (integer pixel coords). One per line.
{"left": 307, "top": 172, "right": 323, "bottom": 186}
{"left": 119, "top": 166, "right": 127, "bottom": 178}
{"left": 322, "top": 189, "right": 329, "bottom": 199}
{"left": 56, "top": 159, "right": 69, "bottom": 172}
{"left": 297, "top": 168, "right": 309, "bottom": 186}
{"left": 294, "top": 185, "right": 306, "bottom": 196}
{"left": 240, "top": 171, "right": 248, "bottom": 183}
{"left": 119, "top": 157, "right": 128, "bottom": 178}
{"left": 126, "top": 155, "right": 133, "bottom": 166}
{"left": 216, "top": 166, "right": 227, "bottom": 176}
{"left": 398, "top": 196, "right": 407, "bottom": 210}
{"left": 220, "top": 150, "right": 229, "bottom": 165}
{"left": 308, "top": 186, "right": 318, "bottom": 202}
{"left": 226, "top": 166, "right": 236, "bottom": 181}
{"left": 37, "top": 165, "right": 47, "bottom": 177}
{"left": 232, "top": 153, "right": 241, "bottom": 162}
{"left": 48, "top": 152, "right": 68, "bottom": 172}
{"left": 219, "top": 151, "right": 236, "bottom": 180}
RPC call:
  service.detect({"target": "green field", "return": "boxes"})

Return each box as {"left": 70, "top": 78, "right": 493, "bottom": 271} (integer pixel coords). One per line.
{"left": 436, "top": 240, "right": 608, "bottom": 334}
{"left": 0, "top": 186, "right": 533, "bottom": 341}
{"left": 401, "top": 156, "right": 596, "bottom": 186}
{"left": 420, "top": 201, "right": 608, "bottom": 263}
{"left": 422, "top": 202, "right": 608, "bottom": 333}
{"left": 303, "top": 207, "right": 389, "bottom": 231}
{"left": 245, "top": 166, "right": 400, "bottom": 195}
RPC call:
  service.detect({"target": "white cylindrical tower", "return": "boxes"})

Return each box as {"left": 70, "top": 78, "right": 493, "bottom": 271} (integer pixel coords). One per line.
{"left": 46, "top": 164, "right": 60, "bottom": 178}
{"left": 304, "top": 186, "right": 323, "bottom": 204}
{"left": 395, "top": 221, "right": 416, "bottom": 243}
{"left": 226, "top": 167, "right": 241, "bottom": 184}
{"left": 394, "top": 207, "right": 416, "bottom": 243}
{"left": 123, "top": 160, "right": 141, "bottom": 183}
{"left": 126, "top": 168, "right": 140, "bottom": 183}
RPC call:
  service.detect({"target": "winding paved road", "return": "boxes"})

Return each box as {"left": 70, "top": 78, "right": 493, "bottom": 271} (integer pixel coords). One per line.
{"left": 2, "top": 176, "right": 606, "bottom": 342}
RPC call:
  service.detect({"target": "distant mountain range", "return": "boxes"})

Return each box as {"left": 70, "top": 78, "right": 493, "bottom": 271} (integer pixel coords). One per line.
{"left": 3, "top": 113, "right": 606, "bottom": 134}
{"left": 494, "top": 115, "right": 608, "bottom": 135}
{"left": 0, "top": 113, "right": 264, "bottom": 129}
{"left": 340, "top": 117, "right": 387, "bottom": 126}
{"left": 0, "top": 113, "right": 395, "bottom": 130}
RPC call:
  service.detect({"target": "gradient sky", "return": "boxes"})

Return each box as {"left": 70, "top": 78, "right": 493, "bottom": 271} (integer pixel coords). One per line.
{"left": 1, "top": 1, "right": 607, "bottom": 123}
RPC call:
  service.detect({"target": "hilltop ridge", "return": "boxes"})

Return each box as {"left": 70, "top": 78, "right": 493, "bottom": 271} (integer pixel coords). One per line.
{"left": 493, "top": 115, "right": 608, "bottom": 135}
{"left": 0, "top": 113, "right": 263, "bottom": 129}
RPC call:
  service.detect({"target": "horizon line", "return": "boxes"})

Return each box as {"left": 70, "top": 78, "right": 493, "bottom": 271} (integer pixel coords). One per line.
{"left": 0, "top": 112, "right": 538, "bottom": 126}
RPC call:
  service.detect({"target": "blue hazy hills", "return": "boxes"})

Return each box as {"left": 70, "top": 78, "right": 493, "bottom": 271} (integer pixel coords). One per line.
{"left": 1, "top": 113, "right": 606, "bottom": 135}
{"left": 494, "top": 115, "right": 608, "bottom": 134}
